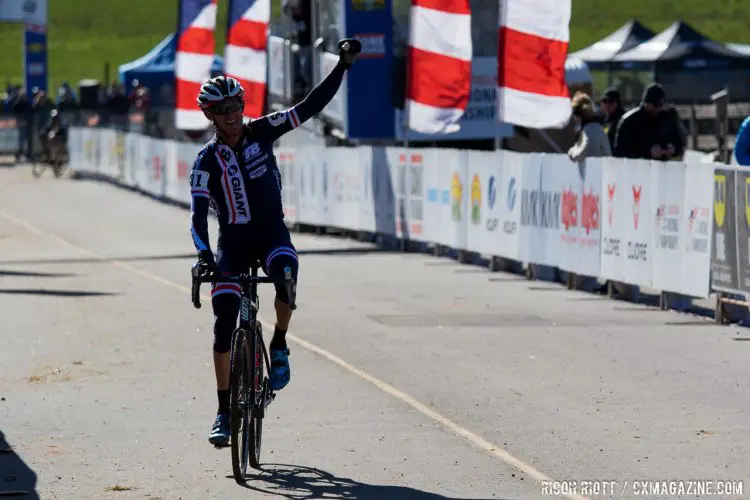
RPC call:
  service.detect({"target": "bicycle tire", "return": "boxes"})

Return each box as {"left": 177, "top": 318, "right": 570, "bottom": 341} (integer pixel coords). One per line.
{"left": 53, "top": 161, "right": 68, "bottom": 178}
{"left": 248, "top": 321, "right": 266, "bottom": 469}
{"left": 230, "top": 328, "right": 251, "bottom": 483}
{"left": 31, "top": 162, "right": 45, "bottom": 178}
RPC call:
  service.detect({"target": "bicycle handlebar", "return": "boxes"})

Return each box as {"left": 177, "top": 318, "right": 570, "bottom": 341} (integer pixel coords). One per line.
{"left": 191, "top": 268, "right": 274, "bottom": 309}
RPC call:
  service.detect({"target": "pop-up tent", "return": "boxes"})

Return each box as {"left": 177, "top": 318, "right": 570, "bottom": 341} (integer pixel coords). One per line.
{"left": 613, "top": 20, "right": 747, "bottom": 67}
{"left": 612, "top": 21, "right": 750, "bottom": 101}
{"left": 118, "top": 33, "right": 224, "bottom": 106}
{"left": 569, "top": 20, "right": 655, "bottom": 69}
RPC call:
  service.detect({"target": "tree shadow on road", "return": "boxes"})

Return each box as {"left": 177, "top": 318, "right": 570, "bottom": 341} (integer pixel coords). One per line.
{"left": 0, "top": 429, "right": 39, "bottom": 499}
{"left": 0, "top": 253, "right": 196, "bottom": 266}
{"left": 235, "top": 463, "right": 504, "bottom": 500}
{"left": 0, "top": 270, "right": 76, "bottom": 278}
{"left": 0, "top": 288, "right": 118, "bottom": 297}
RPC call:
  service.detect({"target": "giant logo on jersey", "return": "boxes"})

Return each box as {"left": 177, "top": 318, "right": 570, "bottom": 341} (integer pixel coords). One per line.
{"left": 216, "top": 145, "right": 251, "bottom": 223}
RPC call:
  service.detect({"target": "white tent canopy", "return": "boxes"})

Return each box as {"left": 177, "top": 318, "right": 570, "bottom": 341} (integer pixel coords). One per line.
{"left": 565, "top": 57, "right": 592, "bottom": 85}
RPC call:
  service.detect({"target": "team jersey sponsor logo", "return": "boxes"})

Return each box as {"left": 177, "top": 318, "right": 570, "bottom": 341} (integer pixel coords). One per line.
{"left": 215, "top": 145, "right": 251, "bottom": 223}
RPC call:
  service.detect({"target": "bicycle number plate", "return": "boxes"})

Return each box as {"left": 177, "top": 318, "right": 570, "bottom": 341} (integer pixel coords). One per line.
{"left": 240, "top": 297, "right": 250, "bottom": 322}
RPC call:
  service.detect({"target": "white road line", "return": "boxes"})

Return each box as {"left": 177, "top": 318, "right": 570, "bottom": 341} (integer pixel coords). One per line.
{"left": 0, "top": 208, "right": 588, "bottom": 500}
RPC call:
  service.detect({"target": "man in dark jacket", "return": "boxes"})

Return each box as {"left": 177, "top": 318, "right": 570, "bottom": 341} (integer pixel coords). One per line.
{"left": 614, "top": 83, "right": 684, "bottom": 160}
{"left": 600, "top": 87, "right": 625, "bottom": 151}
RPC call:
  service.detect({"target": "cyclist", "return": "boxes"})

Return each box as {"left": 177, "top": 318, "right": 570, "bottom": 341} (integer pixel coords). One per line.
{"left": 190, "top": 38, "right": 361, "bottom": 446}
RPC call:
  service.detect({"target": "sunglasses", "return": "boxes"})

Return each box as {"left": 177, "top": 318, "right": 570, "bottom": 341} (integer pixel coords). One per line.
{"left": 209, "top": 99, "right": 244, "bottom": 115}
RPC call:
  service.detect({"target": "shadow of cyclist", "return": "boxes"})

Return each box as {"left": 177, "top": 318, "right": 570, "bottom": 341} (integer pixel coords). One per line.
{"left": 236, "top": 463, "right": 504, "bottom": 500}
{"left": 0, "top": 429, "right": 39, "bottom": 499}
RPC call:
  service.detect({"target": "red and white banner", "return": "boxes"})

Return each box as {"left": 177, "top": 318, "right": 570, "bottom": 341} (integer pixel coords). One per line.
{"left": 405, "top": 0, "right": 472, "bottom": 134}
{"left": 497, "top": 0, "right": 572, "bottom": 128}
{"left": 175, "top": 0, "right": 218, "bottom": 130}
{"left": 225, "top": 0, "right": 270, "bottom": 119}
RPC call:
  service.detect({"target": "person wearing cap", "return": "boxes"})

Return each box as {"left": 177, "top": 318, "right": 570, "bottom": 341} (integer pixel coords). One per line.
{"left": 614, "top": 82, "right": 684, "bottom": 161}
{"left": 599, "top": 87, "right": 626, "bottom": 152}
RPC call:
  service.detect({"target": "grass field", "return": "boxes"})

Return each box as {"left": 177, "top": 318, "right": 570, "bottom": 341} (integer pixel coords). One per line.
{"left": 1, "top": 0, "right": 749, "bottom": 95}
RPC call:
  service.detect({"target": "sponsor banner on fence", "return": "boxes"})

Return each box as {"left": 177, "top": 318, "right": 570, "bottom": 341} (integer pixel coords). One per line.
{"left": 497, "top": 151, "right": 522, "bottom": 261}
{"left": 682, "top": 162, "right": 713, "bottom": 297}
{"left": 69, "top": 126, "right": 738, "bottom": 299}
{"left": 276, "top": 149, "right": 299, "bottom": 225}
{"left": 466, "top": 150, "right": 500, "bottom": 256}
{"left": 557, "top": 159, "right": 602, "bottom": 277}
{"left": 519, "top": 154, "right": 558, "bottom": 268}
{"left": 651, "top": 162, "right": 686, "bottom": 294}
{"left": 711, "top": 168, "right": 740, "bottom": 293}
{"left": 169, "top": 141, "right": 202, "bottom": 205}
{"left": 735, "top": 169, "right": 750, "bottom": 294}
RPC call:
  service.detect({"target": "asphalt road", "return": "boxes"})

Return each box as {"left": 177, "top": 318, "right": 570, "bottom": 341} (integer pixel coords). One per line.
{"left": 0, "top": 164, "right": 748, "bottom": 500}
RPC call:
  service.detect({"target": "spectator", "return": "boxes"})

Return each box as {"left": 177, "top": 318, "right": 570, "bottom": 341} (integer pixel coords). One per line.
{"left": 12, "top": 89, "right": 31, "bottom": 161}
{"left": 106, "top": 82, "right": 130, "bottom": 129}
{"left": 128, "top": 79, "right": 151, "bottom": 110}
{"left": 724, "top": 116, "right": 750, "bottom": 326}
{"left": 616, "top": 82, "right": 691, "bottom": 311}
{"left": 568, "top": 92, "right": 611, "bottom": 162}
{"left": 599, "top": 87, "right": 625, "bottom": 151}
{"left": 56, "top": 87, "right": 79, "bottom": 113}
{"left": 614, "top": 83, "right": 684, "bottom": 161}
{"left": 734, "top": 116, "right": 750, "bottom": 165}
{"left": 562, "top": 92, "right": 610, "bottom": 293}
{"left": 56, "top": 81, "right": 77, "bottom": 104}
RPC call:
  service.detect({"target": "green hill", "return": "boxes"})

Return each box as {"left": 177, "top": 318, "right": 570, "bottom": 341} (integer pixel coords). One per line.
{"left": 570, "top": 0, "right": 750, "bottom": 52}
{"left": 1, "top": 0, "right": 749, "bottom": 95}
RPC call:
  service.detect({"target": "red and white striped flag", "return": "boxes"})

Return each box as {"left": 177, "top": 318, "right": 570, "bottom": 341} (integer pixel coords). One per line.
{"left": 225, "top": 0, "right": 270, "bottom": 119}
{"left": 497, "top": 0, "right": 571, "bottom": 128}
{"left": 175, "top": 0, "right": 219, "bottom": 130}
{"left": 406, "top": 0, "right": 472, "bottom": 134}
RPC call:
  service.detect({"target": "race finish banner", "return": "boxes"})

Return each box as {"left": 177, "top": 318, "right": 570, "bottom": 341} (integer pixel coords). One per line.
{"left": 711, "top": 168, "right": 740, "bottom": 293}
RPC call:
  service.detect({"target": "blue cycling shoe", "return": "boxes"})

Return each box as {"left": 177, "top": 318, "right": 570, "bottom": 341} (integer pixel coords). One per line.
{"left": 269, "top": 347, "right": 291, "bottom": 390}
{"left": 208, "top": 412, "right": 230, "bottom": 447}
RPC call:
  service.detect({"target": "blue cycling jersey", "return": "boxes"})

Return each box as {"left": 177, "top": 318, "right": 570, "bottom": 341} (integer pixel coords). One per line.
{"left": 189, "top": 61, "right": 346, "bottom": 255}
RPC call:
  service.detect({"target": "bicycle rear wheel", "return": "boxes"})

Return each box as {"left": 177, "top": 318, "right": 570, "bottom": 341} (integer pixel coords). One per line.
{"left": 248, "top": 321, "right": 267, "bottom": 469}
{"left": 230, "top": 328, "right": 251, "bottom": 483}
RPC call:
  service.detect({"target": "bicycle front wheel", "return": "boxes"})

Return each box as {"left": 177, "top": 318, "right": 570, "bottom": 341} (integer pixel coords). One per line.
{"left": 248, "top": 322, "right": 266, "bottom": 469}
{"left": 230, "top": 328, "right": 251, "bottom": 483}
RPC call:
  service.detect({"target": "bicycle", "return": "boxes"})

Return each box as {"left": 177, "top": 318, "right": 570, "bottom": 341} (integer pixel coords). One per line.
{"left": 191, "top": 260, "right": 295, "bottom": 483}
{"left": 32, "top": 133, "right": 69, "bottom": 178}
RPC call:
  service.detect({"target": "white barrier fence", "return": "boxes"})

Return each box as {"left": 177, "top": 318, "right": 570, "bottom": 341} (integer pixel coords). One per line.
{"left": 68, "top": 127, "right": 719, "bottom": 300}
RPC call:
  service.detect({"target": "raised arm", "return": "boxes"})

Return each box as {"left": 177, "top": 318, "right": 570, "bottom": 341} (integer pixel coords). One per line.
{"left": 250, "top": 38, "right": 362, "bottom": 141}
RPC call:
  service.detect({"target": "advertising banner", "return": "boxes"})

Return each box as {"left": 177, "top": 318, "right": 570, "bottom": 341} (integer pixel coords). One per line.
{"left": 556, "top": 158, "right": 602, "bottom": 277}
{"left": 67, "top": 125, "right": 733, "bottom": 302}
{"left": 465, "top": 151, "right": 501, "bottom": 255}
{"left": 711, "top": 168, "right": 740, "bottom": 293}
{"left": 734, "top": 168, "right": 750, "bottom": 294}
{"left": 277, "top": 149, "right": 299, "bottom": 224}
{"left": 0, "top": 0, "right": 47, "bottom": 24}
{"left": 651, "top": 162, "right": 686, "bottom": 294}
{"left": 345, "top": 0, "right": 394, "bottom": 139}
{"left": 24, "top": 25, "right": 47, "bottom": 95}
{"left": 497, "top": 150, "right": 522, "bottom": 261}
{"left": 682, "top": 161, "right": 713, "bottom": 297}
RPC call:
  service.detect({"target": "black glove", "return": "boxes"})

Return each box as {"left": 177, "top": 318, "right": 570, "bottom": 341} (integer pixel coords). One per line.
{"left": 194, "top": 250, "right": 218, "bottom": 275}
{"left": 338, "top": 38, "right": 361, "bottom": 69}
